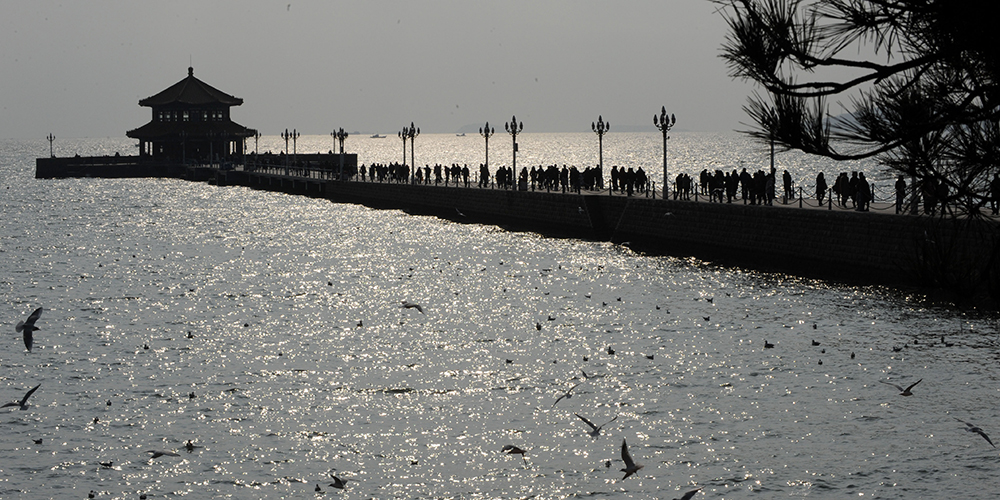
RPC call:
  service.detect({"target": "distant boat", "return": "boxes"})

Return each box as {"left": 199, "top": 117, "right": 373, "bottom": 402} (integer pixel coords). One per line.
{"left": 370, "top": 133, "right": 386, "bottom": 138}
{"left": 456, "top": 133, "right": 466, "bottom": 137}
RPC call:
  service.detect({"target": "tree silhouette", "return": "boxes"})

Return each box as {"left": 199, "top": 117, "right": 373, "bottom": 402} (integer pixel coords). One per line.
{"left": 714, "top": 0, "right": 998, "bottom": 216}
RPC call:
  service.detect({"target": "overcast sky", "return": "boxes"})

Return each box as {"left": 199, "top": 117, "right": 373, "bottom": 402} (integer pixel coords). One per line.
{"left": 1, "top": 1, "right": 756, "bottom": 139}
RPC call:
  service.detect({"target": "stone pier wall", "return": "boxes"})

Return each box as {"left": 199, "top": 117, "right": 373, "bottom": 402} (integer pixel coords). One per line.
{"left": 321, "top": 180, "right": 998, "bottom": 292}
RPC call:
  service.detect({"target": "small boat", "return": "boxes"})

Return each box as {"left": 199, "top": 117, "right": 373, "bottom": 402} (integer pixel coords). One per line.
{"left": 370, "top": 133, "right": 386, "bottom": 139}
{"left": 456, "top": 133, "right": 466, "bottom": 137}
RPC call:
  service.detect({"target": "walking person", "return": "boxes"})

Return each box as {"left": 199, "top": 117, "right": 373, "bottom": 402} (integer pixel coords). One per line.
{"left": 816, "top": 172, "right": 827, "bottom": 205}
{"left": 895, "top": 175, "right": 907, "bottom": 214}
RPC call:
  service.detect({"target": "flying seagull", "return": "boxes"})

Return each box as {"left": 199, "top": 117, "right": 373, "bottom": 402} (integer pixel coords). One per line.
{"left": 674, "top": 487, "right": 703, "bottom": 500}
{"left": 2, "top": 383, "right": 40, "bottom": 410}
{"left": 501, "top": 444, "right": 528, "bottom": 464}
{"left": 553, "top": 383, "right": 581, "bottom": 407}
{"left": 880, "top": 378, "right": 922, "bottom": 396}
{"left": 329, "top": 475, "right": 349, "bottom": 489}
{"left": 401, "top": 300, "right": 424, "bottom": 313}
{"left": 955, "top": 418, "right": 995, "bottom": 448}
{"left": 146, "top": 450, "right": 180, "bottom": 459}
{"left": 575, "top": 413, "right": 618, "bottom": 439}
{"left": 620, "top": 438, "right": 643, "bottom": 480}
{"left": 15, "top": 307, "right": 43, "bottom": 352}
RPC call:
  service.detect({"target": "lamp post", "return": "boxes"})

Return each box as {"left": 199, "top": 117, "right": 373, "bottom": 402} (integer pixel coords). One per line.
{"left": 281, "top": 128, "right": 298, "bottom": 176}
{"left": 592, "top": 115, "right": 609, "bottom": 172}
{"left": 46, "top": 133, "right": 55, "bottom": 158}
{"left": 332, "top": 127, "right": 348, "bottom": 180}
{"left": 505, "top": 115, "right": 523, "bottom": 189}
{"left": 399, "top": 122, "right": 419, "bottom": 183}
{"left": 479, "top": 121, "right": 494, "bottom": 182}
{"left": 398, "top": 128, "right": 408, "bottom": 166}
{"left": 653, "top": 106, "right": 676, "bottom": 197}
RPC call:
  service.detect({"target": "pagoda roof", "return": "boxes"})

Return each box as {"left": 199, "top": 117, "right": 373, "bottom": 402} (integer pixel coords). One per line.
{"left": 127, "top": 120, "right": 256, "bottom": 140}
{"left": 138, "top": 67, "right": 243, "bottom": 107}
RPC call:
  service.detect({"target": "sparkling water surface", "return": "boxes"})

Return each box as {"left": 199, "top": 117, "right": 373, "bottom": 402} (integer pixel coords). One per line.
{"left": 2, "top": 135, "right": 998, "bottom": 499}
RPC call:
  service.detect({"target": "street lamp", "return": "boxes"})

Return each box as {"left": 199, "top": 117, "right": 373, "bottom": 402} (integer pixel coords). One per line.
{"left": 505, "top": 115, "right": 523, "bottom": 189}
{"left": 653, "top": 106, "right": 676, "bottom": 197}
{"left": 47, "top": 133, "right": 55, "bottom": 158}
{"left": 332, "top": 128, "right": 348, "bottom": 180}
{"left": 281, "top": 128, "right": 298, "bottom": 176}
{"left": 592, "top": 115, "right": 609, "bottom": 174}
{"left": 479, "top": 121, "right": 494, "bottom": 183}
{"left": 396, "top": 127, "right": 409, "bottom": 165}
{"left": 399, "top": 122, "right": 419, "bottom": 183}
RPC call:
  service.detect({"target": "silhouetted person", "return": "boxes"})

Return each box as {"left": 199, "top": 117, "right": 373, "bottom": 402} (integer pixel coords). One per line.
{"left": 895, "top": 175, "right": 906, "bottom": 214}
{"left": 816, "top": 172, "right": 827, "bottom": 204}
{"left": 923, "top": 177, "right": 938, "bottom": 214}
{"left": 782, "top": 170, "right": 793, "bottom": 201}
{"left": 856, "top": 172, "right": 870, "bottom": 211}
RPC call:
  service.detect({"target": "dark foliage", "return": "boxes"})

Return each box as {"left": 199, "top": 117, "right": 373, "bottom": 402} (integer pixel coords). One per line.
{"left": 714, "top": 0, "right": 999, "bottom": 216}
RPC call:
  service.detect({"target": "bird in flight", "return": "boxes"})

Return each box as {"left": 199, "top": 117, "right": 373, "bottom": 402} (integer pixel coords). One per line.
{"left": 501, "top": 445, "right": 528, "bottom": 464}
{"left": 553, "top": 383, "right": 581, "bottom": 407}
{"left": 880, "top": 378, "right": 922, "bottom": 396}
{"left": 620, "top": 438, "right": 643, "bottom": 480}
{"left": 146, "top": 450, "right": 180, "bottom": 459}
{"left": 15, "top": 307, "right": 43, "bottom": 352}
{"left": 401, "top": 300, "right": 424, "bottom": 313}
{"left": 575, "top": 413, "right": 618, "bottom": 439}
{"left": 674, "top": 487, "right": 703, "bottom": 500}
{"left": 2, "top": 383, "right": 40, "bottom": 410}
{"left": 955, "top": 418, "right": 995, "bottom": 448}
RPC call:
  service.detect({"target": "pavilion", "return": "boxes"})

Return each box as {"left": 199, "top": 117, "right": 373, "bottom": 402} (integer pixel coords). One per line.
{"left": 127, "top": 67, "right": 255, "bottom": 164}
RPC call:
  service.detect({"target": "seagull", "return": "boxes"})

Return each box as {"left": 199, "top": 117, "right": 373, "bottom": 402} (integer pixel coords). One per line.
{"left": 619, "top": 438, "right": 643, "bottom": 480}
{"left": 2, "top": 383, "right": 40, "bottom": 410}
{"left": 455, "top": 208, "right": 466, "bottom": 217}
{"left": 401, "top": 300, "right": 424, "bottom": 313}
{"left": 575, "top": 413, "right": 618, "bottom": 439}
{"left": 880, "top": 378, "right": 922, "bottom": 396}
{"left": 674, "top": 487, "right": 703, "bottom": 500}
{"left": 15, "top": 306, "right": 43, "bottom": 352}
{"left": 501, "top": 445, "right": 528, "bottom": 464}
{"left": 955, "top": 418, "right": 995, "bottom": 447}
{"left": 146, "top": 450, "right": 180, "bottom": 459}
{"left": 553, "top": 383, "right": 581, "bottom": 407}
{"left": 329, "top": 475, "right": 349, "bottom": 489}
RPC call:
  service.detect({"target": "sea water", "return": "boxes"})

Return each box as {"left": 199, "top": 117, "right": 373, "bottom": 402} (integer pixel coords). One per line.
{"left": 1, "top": 134, "right": 997, "bottom": 499}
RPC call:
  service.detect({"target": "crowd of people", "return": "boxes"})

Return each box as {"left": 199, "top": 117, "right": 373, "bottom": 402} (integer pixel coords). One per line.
{"left": 246, "top": 153, "right": 1000, "bottom": 216}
